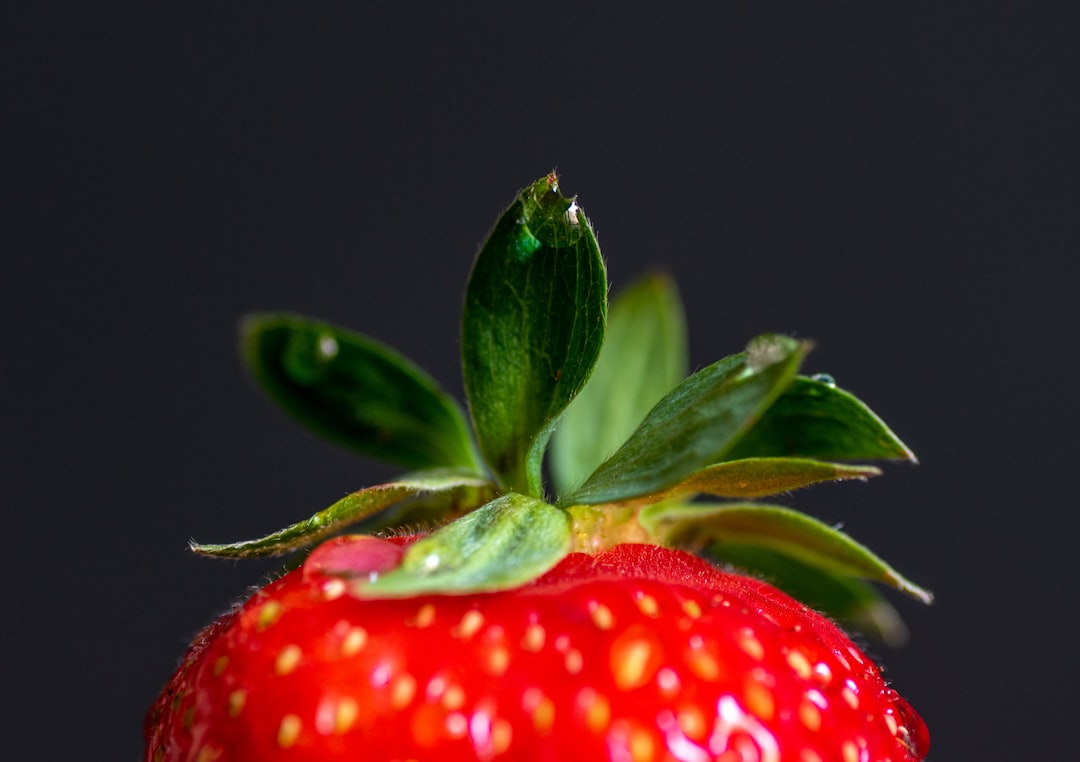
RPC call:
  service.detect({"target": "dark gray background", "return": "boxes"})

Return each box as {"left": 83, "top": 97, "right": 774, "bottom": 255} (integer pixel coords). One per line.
{"left": 5, "top": 3, "right": 1077, "bottom": 760}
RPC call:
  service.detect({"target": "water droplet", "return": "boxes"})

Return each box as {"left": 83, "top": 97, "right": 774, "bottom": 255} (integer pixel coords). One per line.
{"left": 284, "top": 332, "right": 336, "bottom": 382}
{"left": 811, "top": 373, "right": 836, "bottom": 386}
{"left": 317, "top": 334, "right": 339, "bottom": 359}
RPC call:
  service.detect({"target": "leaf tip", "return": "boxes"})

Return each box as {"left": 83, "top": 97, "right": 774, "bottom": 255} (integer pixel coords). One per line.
{"left": 746, "top": 335, "right": 812, "bottom": 372}
{"left": 188, "top": 538, "right": 215, "bottom": 557}
{"left": 891, "top": 574, "right": 935, "bottom": 606}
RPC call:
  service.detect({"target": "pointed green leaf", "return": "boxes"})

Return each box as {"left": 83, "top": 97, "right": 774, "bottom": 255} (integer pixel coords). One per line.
{"left": 606, "top": 458, "right": 879, "bottom": 508}
{"left": 727, "top": 376, "right": 916, "bottom": 462}
{"left": 462, "top": 175, "right": 607, "bottom": 497}
{"left": 708, "top": 544, "right": 910, "bottom": 646}
{"left": 357, "top": 493, "right": 571, "bottom": 598}
{"left": 640, "top": 501, "right": 932, "bottom": 604}
{"left": 565, "top": 336, "right": 808, "bottom": 505}
{"left": 190, "top": 470, "right": 496, "bottom": 558}
{"left": 242, "top": 314, "right": 481, "bottom": 471}
{"left": 671, "top": 458, "right": 880, "bottom": 499}
{"left": 550, "top": 273, "right": 688, "bottom": 497}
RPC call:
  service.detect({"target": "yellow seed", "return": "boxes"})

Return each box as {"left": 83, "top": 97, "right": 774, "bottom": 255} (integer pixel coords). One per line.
{"left": 800, "top": 750, "right": 824, "bottom": 762}
{"left": 564, "top": 648, "right": 584, "bottom": 675}
{"left": 681, "top": 599, "right": 702, "bottom": 619}
{"left": 577, "top": 688, "right": 611, "bottom": 732}
{"left": 453, "top": 610, "right": 485, "bottom": 639}
{"left": 635, "top": 593, "right": 660, "bottom": 618}
{"left": 486, "top": 645, "right": 511, "bottom": 676}
{"left": 277, "top": 714, "right": 302, "bottom": 748}
{"left": 491, "top": 717, "right": 513, "bottom": 754}
{"left": 685, "top": 647, "right": 720, "bottom": 682}
{"left": 611, "top": 632, "right": 660, "bottom": 691}
{"left": 842, "top": 740, "right": 861, "bottom": 762}
{"left": 786, "top": 649, "right": 812, "bottom": 680}
{"left": 737, "top": 628, "right": 765, "bottom": 661}
{"left": 842, "top": 684, "right": 860, "bottom": 710}
{"left": 227, "top": 689, "right": 247, "bottom": 718}
{"left": 745, "top": 681, "right": 775, "bottom": 721}
{"left": 521, "top": 623, "right": 546, "bottom": 652}
{"left": 677, "top": 706, "right": 706, "bottom": 740}
{"left": 885, "top": 712, "right": 899, "bottom": 736}
{"left": 442, "top": 684, "right": 465, "bottom": 710}
{"left": 336, "top": 697, "right": 359, "bottom": 734}
{"left": 589, "top": 601, "right": 615, "bottom": 630}
{"left": 342, "top": 626, "right": 368, "bottom": 656}
{"left": 629, "top": 726, "right": 655, "bottom": 762}
{"left": 275, "top": 644, "right": 302, "bottom": 676}
{"left": 529, "top": 690, "right": 557, "bottom": 733}
{"left": 212, "top": 656, "right": 229, "bottom": 677}
{"left": 257, "top": 601, "right": 283, "bottom": 631}
{"left": 410, "top": 603, "right": 436, "bottom": 628}
{"left": 391, "top": 674, "right": 417, "bottom": 709}
{"left": 799, "top": 700, "right": 822, "bottom": 731}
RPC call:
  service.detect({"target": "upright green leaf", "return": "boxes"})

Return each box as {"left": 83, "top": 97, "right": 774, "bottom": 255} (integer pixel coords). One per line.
{"left": 190, "top": 470, "right": 496, "bottom": 558}
{"left": 550, "top": 273, "right": 688, "bottom": 497}
{"left": 357, "top": 493, "right": 572, "bottom": 598}
{"left": 565, "top": 335, "right": 808, "bottom": 505}
{"left": 727, "top": 376, "right": 916, "bottom": 462}
{"left": 242, "top": 314, "right": 481, "bottom": 471}
{"left": 463, "top": 175, "right": 607, "bottom": 496}
{"left": 640, "top": 501, "right": 933, "bottom": 604}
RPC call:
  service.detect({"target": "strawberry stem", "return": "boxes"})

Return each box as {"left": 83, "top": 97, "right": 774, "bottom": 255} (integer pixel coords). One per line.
{"left": 567, "top": 502, "right": 651, "bottom": 554}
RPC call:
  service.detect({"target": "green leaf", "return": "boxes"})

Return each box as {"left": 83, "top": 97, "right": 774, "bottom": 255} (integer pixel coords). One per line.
{"left": 708, "top": 544, "right": 911, "bottom": 646}
{"left": 358, "top": 493, "right": 571, "bottom": 598}
{"left": 190, "top": 470, "right": 496, "bottom": 558}
{"left": 640, "top": 501, "right": 933, "bottom": 604}
{"left": 550, "top": 273, "right": 688, "bottom": 497}
{"left": 565, "top": 335, "right": 809, "bottom": 505}
{"left": 462, "top": 174, "right": 607, "bottom": 497}
{"left": 727, "top": 376, "right": 916, "bottom": 462}
{"left": 651, "top": 457, "right": 881, "bottom": 502}
{"left": 242, "top": 314, "right": 481, "bottom": 471}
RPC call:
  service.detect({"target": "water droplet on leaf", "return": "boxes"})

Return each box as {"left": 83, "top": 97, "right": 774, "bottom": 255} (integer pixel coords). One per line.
{"left": 811, "top": 373, "right": 836, "bottom": 387}
{"left": 317, "top": 334, "right": 339, "bottom": 360}
{"left": 284, "top": 332, "right": 336, "bottom": 383}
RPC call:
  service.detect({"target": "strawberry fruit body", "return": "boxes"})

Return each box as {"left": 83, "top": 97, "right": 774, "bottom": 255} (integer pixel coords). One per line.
{"left": 146, "top": 174, "right": 931, "bottom": 760}
{"left": 147, "top": 540, "right": 927, "bottom": 762}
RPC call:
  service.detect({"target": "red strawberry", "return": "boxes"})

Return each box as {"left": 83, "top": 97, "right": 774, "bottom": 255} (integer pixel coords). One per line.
{"left": 146, "top": 174, "right": 931, "bottom": 760}
{"left": 146, "top": 539, "right": 927, "bottom": 761}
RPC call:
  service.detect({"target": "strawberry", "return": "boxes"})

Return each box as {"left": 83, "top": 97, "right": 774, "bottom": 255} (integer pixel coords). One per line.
{"left": 146, "top": 173, "right": 931, "bottom": 761}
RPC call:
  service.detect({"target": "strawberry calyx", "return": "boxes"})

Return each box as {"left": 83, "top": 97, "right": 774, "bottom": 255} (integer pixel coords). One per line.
{"left": 193, "top": 173, "right": 931, "bottom": 641}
